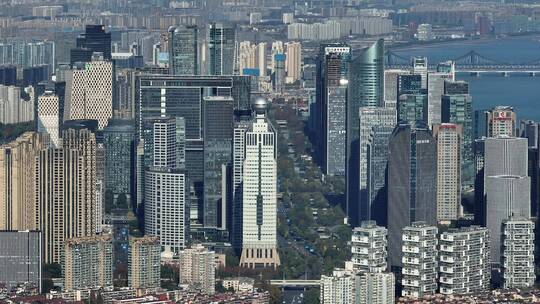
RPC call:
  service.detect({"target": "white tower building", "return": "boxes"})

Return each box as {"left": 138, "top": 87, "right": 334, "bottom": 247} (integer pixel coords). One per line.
{"left": 239, "top": 98, "right": 280, "bottom": 269}
{"left": 37, "top": 91, "right": 60, "bottom": 148}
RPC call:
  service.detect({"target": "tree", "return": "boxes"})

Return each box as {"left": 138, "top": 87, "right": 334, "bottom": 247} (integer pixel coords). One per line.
{"left": 304, "top": 287, "right": 320, "bottom": 304}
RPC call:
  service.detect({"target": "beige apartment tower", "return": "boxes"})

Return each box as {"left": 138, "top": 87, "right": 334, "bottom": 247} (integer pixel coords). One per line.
{"left": 128, "top": 236, "right": 161, "bottom": 289}
{"left": 63, "top": 235, "right": 113, "bottom": 291}
{"left": 0, "top": 132, "right": 47, "bottom": 231}
{"left": 433, "top": 123, "right": 462, "bottom": 222}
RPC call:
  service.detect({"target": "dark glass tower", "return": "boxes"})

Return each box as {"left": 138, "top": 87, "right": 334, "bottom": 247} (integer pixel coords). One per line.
{"left": 168, "top": 25, "right": 198, "bottom": 75}
{"left": 103, "top": 119, "right": 135, "bottom": 207}
{"left": 70, "top": 25, "right": 111, "bottom": 64}
{"left": 442, "top": 80, "right": 473, "bottom": 187}
{"left": 315, "top": 43, "right": 351, "bottom": 176}
{"left": 387, "top": 122, "right": 437, "bottom": 270}
{"left": 208, "top": 23, "right": 236, "bottom": 76}
{"left": 203, "top": 96, "right": 234, "bottom": 229}
{"left": 346, "top": 39, "right": 384, "bottom": 227}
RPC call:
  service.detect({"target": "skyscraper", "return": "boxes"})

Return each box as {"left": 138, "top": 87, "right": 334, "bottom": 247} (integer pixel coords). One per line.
{"left": 483, "top": 136, "right": 530, "bottom": 267}
{"left": 439, "top": 226, "right": 490, "bottom": 295}
{"left": 285, "top": 41, "right": 301, "bottom": 83}
{"left": 401, "top": 222, "right": 438, "bottom": 298}
{"left": 316, "top": 43, "right": 351, "bottom": 176}
{"left": 63, "top": 235, "right": 113, "bottom": 291}
{"left": 487, "top": 106, "right": 516, "bottom": 137}
{"left": 64, "top": 55, "right": 113, "bottom": 129}
{"left": 208, "top": 23, "right": 236, "bottom": 76}
{"left": 128, "top": 236, "right": 161, "bottom": 289}
{"left": 232, "top": 121, "right": 250, "bottom": 250}
{"left": 427, "top": 69, "right": 453, "bottom": 126}
{"left": 0, "top": 132, "right": 46, "bottom": 231}
{"left": 358, "top": 107, "right": 396, "bottom": 223}
{"left": 203, "top": 96, "right": 234, "bottom": 229}
{"left": 387, "top": 123, "right": 437, "bottom": 269}
{"left": 383, "top": 69, "right": 408, "bottom": 109}
{"left": 144, "top": 118, "right": 188, "bottom": 254}
{"left": 37, "top": 91, "right": 60, "bottom": 148}
{"left": 168, "top": 25, "right": 198, "bottom": 75}
{"left": 433, "top": 123, "right": 462, "bottom": 222}
{"left": 103, "top": 119, "right": 135, "bottom": 206}
{"left": 441, "top": 80, "right": 473, "bottom": 185}
{"left": 239, "top": 98, "right": 280, "bottom": 269}
{"left": 397, "top": 93, "right": 427, "bottom": 125}
{"left": 70, "top": 25, "right": 111, "bottom": 64}
{"left": 137, "top": 75, "right": 251, "bottom": 213}
{"left": 36, "top": 125, "right": 99, "bottom": 264}
{"left": 485, "top": 175, "right": 530, "bottom": 266}
{"left": 273, "top": 53, "right": 285, "bottom": 93}
{"left": 412, "top": 57, "right": 428, "bottom": 89}
{"left": 350, "top": 221, "right": 387, "bottom": 273}
{"left": 346, "top": 39, "right": 384, "bottom": 227}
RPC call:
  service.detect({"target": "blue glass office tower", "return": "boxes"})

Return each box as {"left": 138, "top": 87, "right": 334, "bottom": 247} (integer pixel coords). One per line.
{"left": 208, "top": 23, "right": 236, "bottom": 76}
{"left": 387, "top": 122, "right": 437, "bottom": 269}
{"left": 346, "top": 39, "right": 384, "bottom": 227}
{"left": 315, "top": 43, "right": 351, "bottom": 176}
{"left": 168, "top": 25, "right": 198, "bottom": 75}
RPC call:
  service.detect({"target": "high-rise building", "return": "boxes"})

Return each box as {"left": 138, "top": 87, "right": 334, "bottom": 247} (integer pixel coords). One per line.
{"left": 483, "top": 136, "right": 530, "bottom": 266}
{"left": 485, "top": 175, "right": 530, "bottom": 266}
{"left": 320, "top": 268, "right": 356, "bottom": 304}
{"left": 316, "top": 43, "right": 351, "bottom": 176}
{"left": 64, "top": 55, "right": 113, "bottom": 129}
{"left": 178, "top": 244, "right": 216, "bottom": 295}
{"left": 144, "top": 118, "right": 188, "bottom": 254}
{"left": 433, "top": 123, "right": 462, "bottom": 222}
{"left": 397, "top": 74, "right": 422, "bottom": 96}
{"left": 355, "top": 272, "right": 395, "bottom": 304}
{"left": 37, "top": 125, "right": 98, "bottom": 264}
{"left": 383, "top": 69, "right": 409, "bottom": 110}
{"left": 487, "top": 106, "right": 516, "bottom": 137}
{"left": 439, "top": 226, "right": 490, "bottom": 295}
{"left": 239, "top": 98, "right": 280, "bottom": 269}
{"left": 70, "top": 25, "right": 111, "bottom": 64}
{"left": 0, "top": 85, "right": 34, "bottom": 124}
{"left": 63, "top": 235, "right": 113, "bottom": 291}
{"left": 208, "top": 23, "right": 236, "bottom": 76}
{"left": 502, "top": 217, "right": 535, "bottom": 288}
{"left": 367, "top": 124, "right": 395, "bottom": 225}
{"left": 273, "top": 53, "right": 285, "bottom": 93}
{"left": 168, "top": 25, "right": 198, "bottom": 75}
{"left": 37, "top": 92, "right": 60, "bottom": 148}
{"left": 136, "top": 75, "right": 251, "bottom": 205}
{"left": 203, "top": 96, "right": 234, "bottom": 229}
{"left": 358, "top": 107, "right": 396, "bottom": 222}
{"left": 128, "top": 236, "right": 161, "bottom": 289}
{"left": 427, "top": 70, "right": 453, "bottom": 126}
{"left": 412, "top": 57, "right": 428, "bottom": 89}
{"left": 401, "top": 222, "right": 438, "bottom": 298}
{"left": 350, "top": 221, "right": 387, "bottom": 273}
{"left": 285, "top": 42, "right": 301, "bottom": 83}
{"left": 0, "top": 231, "right": 41, "bottom": 292}
{"left": 441, "top": 80, "right": 473, "bottom": 185}
{"left": 0, "top": 132, "right": 46, "bottom": 231}
{"left": 103, "top": 119, "right": 135, "bottom": 206}
{"left": 346, "top": 39, "right": 384, "bottom": 227}
{"left": 388, "top": 123, "right": 437, "bottom": 269}
{"left": 397, "top": 93, "right": 428, "bottom": 125}
{"left": 520, "top": 120, "right": 539, "bottom": 216}
{"left": 257, "top": 42, "right": 267, "bottom": 76}
{"left": 232, "top": 121, "right": 250, "bottom": 250}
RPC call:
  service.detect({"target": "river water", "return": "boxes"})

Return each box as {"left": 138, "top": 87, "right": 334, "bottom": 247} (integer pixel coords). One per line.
{"left": 393, "top": 36, "right": 540, "bottom": 120}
